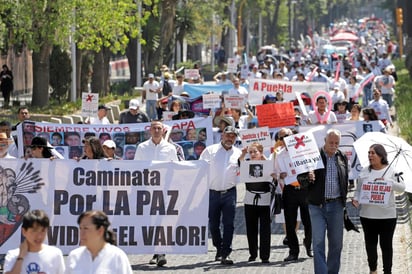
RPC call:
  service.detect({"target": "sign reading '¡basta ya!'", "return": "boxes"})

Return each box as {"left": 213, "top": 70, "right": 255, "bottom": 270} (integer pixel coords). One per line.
{"left": 0, "top": 159, "right": 209, "bottom": 254}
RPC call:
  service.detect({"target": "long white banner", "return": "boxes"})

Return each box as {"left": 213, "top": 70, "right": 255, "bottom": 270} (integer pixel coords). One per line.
{"left": 0, "top": 159, "right": 209, "bottom": 254}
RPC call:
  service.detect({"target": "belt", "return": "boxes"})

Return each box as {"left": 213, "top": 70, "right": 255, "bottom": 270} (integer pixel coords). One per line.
{"left": 210, "top": 187, "right": 236, "bottom": 194}
{"left": 325, "top": 197, "right": 342, "bottom": 203}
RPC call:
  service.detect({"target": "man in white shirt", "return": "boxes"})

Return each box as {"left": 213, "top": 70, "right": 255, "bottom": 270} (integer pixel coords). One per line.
{"left": 86, "top": 105, "right": 111, "bottom": 124}
{"left": 199, "top": 126, "right": 242, "bottom": 265}
{"left": 213, "top": 71, "right": 232, "bottom": 85}
{"left": 142, "top": 73, "right": 161, "bottom": 120}
{"left": 308, "top": 96, "right": 337, "bottom": 124}
{"left": 134, "top": 120, "right": 178, "bottom": 267}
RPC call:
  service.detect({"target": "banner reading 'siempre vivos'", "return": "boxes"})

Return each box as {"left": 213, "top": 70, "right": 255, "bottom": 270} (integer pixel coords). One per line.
{"left": 0, "top": 159, "right": 209, "bottom": 254}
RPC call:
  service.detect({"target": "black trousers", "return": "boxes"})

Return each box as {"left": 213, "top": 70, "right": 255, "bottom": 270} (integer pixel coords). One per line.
{"left": 360, "top": 217, "right": 397, "bottom": 274}
{"left": 244, "top": 204, "right": 271, "bottom": 260}
{"left": 283, "top": 185, "right": 312, "bottom": 256}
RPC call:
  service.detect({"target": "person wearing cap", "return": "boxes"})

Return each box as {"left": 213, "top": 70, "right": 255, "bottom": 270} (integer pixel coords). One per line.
{"left": 134, "top": 120, "right": 177, "bottom": 266}
{"left": 119, "top": 99, "right": 149, "bottom": 124}
{"left": 334, "top": 100, "right": 350, "bottom": 123}
{"left": 86, "top": 105, "right": 111, "bottom": 125}
{"left": 30, "top": 136, "right": 54, "bottom": 159}
{"left": 308, "top": 96, "right": 337, "bottom": 124}
{"left": 213, "top": 71, "right": 232, "bottom": 85}
{"left": 102, "top": 140, "right": 121, "bottom": 160}
{"left": 378, "top": 51, "right": 392, "bottom": 71}
{"left": 263, "top": 94, "right": 277, "bottom": 104}
{"left": 199, "top": 126, "right": 242, "bottom": 265}
{"left": 142, "top": 73, "right": 160, "bottom": 121}
{"left": 156, "top": 97, "right": 170, "bottom": 120}
{"left": 329, "top": 83, "right": 345, "bottom": 105}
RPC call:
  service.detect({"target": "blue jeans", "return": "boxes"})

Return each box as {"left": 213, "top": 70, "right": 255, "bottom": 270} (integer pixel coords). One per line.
{"left": 309, "top": 201, "right": 344, "bottom": 274}
{"left": 146, "top": 100, "right": 157, "bottom": 120}
{"left": 381, "top": 94, "right": 393, "bottom": 108}
{"left": 209, "top": 188, "right": 237, "bottom": 258}
{"left": 363, "top": 87, "right": 372, "bottom": 108}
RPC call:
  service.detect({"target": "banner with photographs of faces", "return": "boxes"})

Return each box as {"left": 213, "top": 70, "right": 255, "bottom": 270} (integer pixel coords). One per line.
{"left": 17, "top": 117, "right": 213, "bottom": 160}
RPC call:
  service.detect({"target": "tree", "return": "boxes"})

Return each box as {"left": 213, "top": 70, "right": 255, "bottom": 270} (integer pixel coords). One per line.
{"left": 0, "top": 0, "right": 141, "bottom": 106}
{"left": 49, "top": 46, "right": 72, "bottom": 103}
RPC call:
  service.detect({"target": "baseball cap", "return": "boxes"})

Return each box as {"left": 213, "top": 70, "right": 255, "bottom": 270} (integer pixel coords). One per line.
{"left": 223, "top": 126, "right": 239, "bottom": 136}
{"left": 103, "top": 139, "right": 116, "bottom": 149}
{"left": 148, "top": 73, "right": 154, "bottom": 78}
{"left": 265, "top": 94, "right": 276, "bottom": 101}
{"left": 129, "top": 99, "right": 140, "bottom": 110}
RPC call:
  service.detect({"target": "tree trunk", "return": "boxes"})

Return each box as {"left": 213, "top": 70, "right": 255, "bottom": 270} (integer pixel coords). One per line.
{"left": 126, "top": 38, "right": 137, "bottom": 87}
{"left": 31, "top": 43, "right": 52, "bottom": 107}
{"left": 91, "top": 48, "right": 111, "bottom": 96}
{"left": 153, "top": 0, "right": 177, "bottom": 68}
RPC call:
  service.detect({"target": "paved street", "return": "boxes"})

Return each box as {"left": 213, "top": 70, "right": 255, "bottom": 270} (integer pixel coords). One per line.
{"left": 127, "top": 183, "right": 412, "bottom": 273}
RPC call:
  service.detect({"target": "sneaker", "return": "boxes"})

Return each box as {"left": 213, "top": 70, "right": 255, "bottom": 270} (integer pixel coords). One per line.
{"left": 215, "top": 250, "right": 222, "bottom": 261}
{"left": 156, "top": 254, "right": 167, "bottom": 267}
{"left": 221, "top": 256, "right": 234, "bottom": 265}
{"left": 149, "top": 254, "right": 157, "bottom": 264}
{"left": 248, "top": 256, "right": 256, "bottom": 262}
{"left": 283, "top": 254, "right": 298, "bottom": 262}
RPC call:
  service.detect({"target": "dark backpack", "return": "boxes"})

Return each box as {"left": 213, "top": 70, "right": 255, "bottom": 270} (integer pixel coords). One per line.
{"left": 162, "top": 80, "right": 172, "bottom": 96}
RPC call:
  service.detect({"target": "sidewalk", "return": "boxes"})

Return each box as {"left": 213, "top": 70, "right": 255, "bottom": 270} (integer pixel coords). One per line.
{"left": 127, "top": 183, "right": 412, "bottom": 273}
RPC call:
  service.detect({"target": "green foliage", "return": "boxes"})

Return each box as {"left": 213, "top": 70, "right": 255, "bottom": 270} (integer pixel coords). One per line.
{"left": 75, "top": 0, "right": 140, "bottom": 54}
{"left": 393, "top": 60, "right": 412, "bottom": 143}
{"left": 110, "top": 81, "right": 133, "bottom": 96}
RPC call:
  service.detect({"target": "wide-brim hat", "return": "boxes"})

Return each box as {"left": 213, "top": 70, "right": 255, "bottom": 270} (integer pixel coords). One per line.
{"left": 213, "top": 116, "right": 234, "bottom": 127}
{"left": 30, "top": 136, "right": 53, "bottom": 149}
{"left": 172, "top": 110, "right": 195, "bottom": 120}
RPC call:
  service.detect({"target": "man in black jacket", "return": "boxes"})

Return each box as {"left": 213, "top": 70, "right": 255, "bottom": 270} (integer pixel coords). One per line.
{"left": 307, "top": 128, "right": 349, "bottom": 274}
